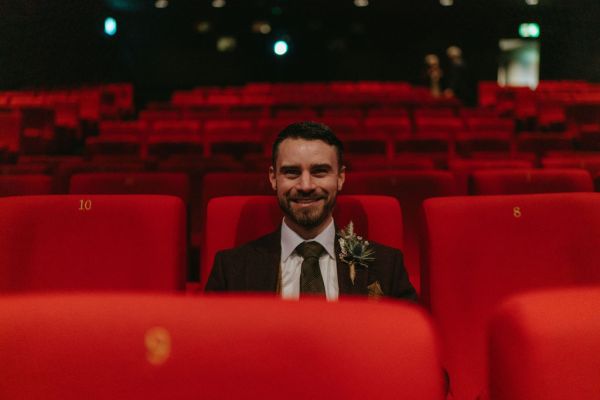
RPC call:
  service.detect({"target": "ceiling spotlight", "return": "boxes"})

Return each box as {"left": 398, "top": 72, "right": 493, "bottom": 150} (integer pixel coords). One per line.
{"left": 217, "top": 36, "right": 236, "bottom": 52}
{"left": 273, "top": 40, "right": 288, "bottom": 56}
{"left": 154, "top": 0, "right": 168, "bottom": 8}
{"left": 440, "top": 0, "right": 454, "bottom": 6}
{"left": 104, "top": 17, "right": 117, "bottom": 37}
{"left": 212, "top": 0, "right": 226, "bottom": 8}
{"left": 525, "top": 0, "right": 539, "bottom": 4}
{"left": 354, "top": 0, "right": 369, "bottom": 7}
{"left": 252, "top": 21, "right": 272, "bottom": 35}
{"left": 195, "top": 21, "right": 212, "bottom": 33}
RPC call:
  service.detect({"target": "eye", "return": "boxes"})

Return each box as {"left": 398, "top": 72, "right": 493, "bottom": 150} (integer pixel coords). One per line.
{"left": 281, "top": 168, "right": 300, "bottom": 178}
{"left": 312, "top": 167, "right": 330, "bottom": 177}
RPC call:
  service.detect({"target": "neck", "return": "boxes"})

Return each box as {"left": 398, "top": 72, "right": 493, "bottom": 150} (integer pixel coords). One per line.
{"left": 284, "top": 215, "right": 333, "bottom": 240}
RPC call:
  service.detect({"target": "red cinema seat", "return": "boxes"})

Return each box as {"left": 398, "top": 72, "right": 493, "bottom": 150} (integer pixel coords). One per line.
{"left": 0, "top": 294, "right": 445, "bottom": 400}
{"left": 85, "top": 134, "right": 142, "bottom": 157}
{"left": 53, "top": 159, "right": 149, "bottom": 193}
{"left": 449, "top": 158, "right": 534, "bottom": 194}
{"left": 542, "top": 155, "right": 600, "bottom": 177}
{"left": 455, "top": 131, "right": 513, "bottom": 156}
{"left": 196, "top": 172, "right": 273, "bottom": 247}
{"left": 98, "top": 120, "right": 147, "bottom": 136}
{"left": 422, "top": 193, "right": 600, "bottom": 400}
{"left": 364, "top": 116, "right": 412, "bottom": 135}
{"left": 517, "top": 132, "right": 574, "bottom": 154}
{"left": 0, "top": 110, "right": 22, "bottom": 153}
{"left": 150, "top": 120, "right": 201, "bottom": 135}
{"left": 204, "top": 119, "right": 263, "bottom": 157}
{"left": 415, "top": 116, "right": 464, "bottom": 133}
{"left": 345, "top": 155, "right": 435, "bottom": 171}
{"left": 489, "top": 287, "right": 600, "bottom": 400}
{"left": 0, "top": 195, "right": 186, "bottom": 292}
{"left": 201, "top": 195, "right": 404, "bottom": 290}
{"left": 0, "top": 175, "right": 53, "bottom": 197}
{"left": 343, "top": 171, "right": 458, "bottom": 293}
{"left": 147, "top": 133, "right": 204, "bottom": 159}
{"left": 69, "top": 172, "right": 190, "bottom": 204}
{"left": 471, "top": 169, "right": 593, "bottom": 195}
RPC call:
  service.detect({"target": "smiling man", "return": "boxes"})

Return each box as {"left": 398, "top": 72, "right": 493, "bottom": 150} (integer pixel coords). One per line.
{"left": 205, "top": 121, "right": 416, "bottom": 301}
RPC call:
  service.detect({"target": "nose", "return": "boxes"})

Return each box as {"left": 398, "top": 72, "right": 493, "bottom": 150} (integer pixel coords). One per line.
{"left": 296, "top": 170, "right": 316, "bottom": 192}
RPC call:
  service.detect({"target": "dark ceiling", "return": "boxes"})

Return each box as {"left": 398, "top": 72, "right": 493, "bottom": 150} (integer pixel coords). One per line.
{"left": 1, "top": 0, "right": 598, "bottom": 100}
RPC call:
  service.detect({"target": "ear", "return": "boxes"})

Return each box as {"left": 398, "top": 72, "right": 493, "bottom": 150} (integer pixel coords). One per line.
{"left": 337, "top": 165, "right": 346, "bottom": 191}
{"left": 268, "top": 165, "right": 277, "bottom": 191}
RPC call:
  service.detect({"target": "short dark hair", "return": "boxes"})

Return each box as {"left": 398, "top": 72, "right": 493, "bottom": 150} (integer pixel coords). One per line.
{"left": 271, "top": 121, "right": 344, "bottom": 169}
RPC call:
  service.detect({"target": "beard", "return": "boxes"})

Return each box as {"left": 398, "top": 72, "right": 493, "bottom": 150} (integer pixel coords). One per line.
{"left": 278, "top": 190, "right": 337, "bottom": 229}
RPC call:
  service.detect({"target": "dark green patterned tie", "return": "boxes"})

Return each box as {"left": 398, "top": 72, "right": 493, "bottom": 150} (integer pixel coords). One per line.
{"left": 296, "top": 241, "right": 326, "bottom": 297}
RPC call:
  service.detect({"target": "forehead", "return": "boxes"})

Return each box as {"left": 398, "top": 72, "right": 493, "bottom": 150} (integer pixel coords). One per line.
{"left": 275, "top": 138, "right": 338, "bottom": 167}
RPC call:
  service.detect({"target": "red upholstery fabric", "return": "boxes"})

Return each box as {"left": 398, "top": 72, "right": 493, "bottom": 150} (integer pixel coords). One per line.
{"left": 489, "top": 287, "right": 600, "bottom": 400}
{"left": 0, "top": 175, "right": 53, "bottom": 196}
{"left": 201, "top": 195, "right": 403, "bottom": 289}
{"left": 517, "top": 132, "right": 574, "bottom": 153}
{"left": 346, "top": 155, "right": 435, "bottom": 171}
{"left": 470, "top": 169, "right": 593, "bottom": 195}
{"left": 197, "top": 172, "right": 273, "bottom": 247}
{"left": 54, "top": 160, "right": 148, "bottom": 193}
{"left": 85, "top": 134, "right": 142, "bottom": 156}
{"left": 542, "top": 156, "right": 600, "bottom": 176}
{"left": 0, "top": 195, "right": 187, "bottom": 292}
{"left": 449, "top": 158, "right": 534, "bottom": 194}
{"left": 69, "top": 172, "right": 190, "bottom": 204}
{"left": 343, "top": 171, "right": 458, "bottom": 293}
{"left": 0, "top": 294, "right": 445, "bottom": 400}
{"left": 422, "top": 193, "right": 600, "bottom": 400}
{"left": 455, "top": 131, "right": 512, "bottom": 156}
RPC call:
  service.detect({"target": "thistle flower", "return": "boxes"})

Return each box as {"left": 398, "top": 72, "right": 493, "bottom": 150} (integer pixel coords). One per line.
{"left": 338, "top": 221, "right": 375, "bottom": 284}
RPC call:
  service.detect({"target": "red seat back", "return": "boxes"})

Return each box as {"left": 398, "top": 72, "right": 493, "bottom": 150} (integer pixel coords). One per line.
{"left": 201, "top": 195, "right": 403, "bottom": 289}
{"left": 69, "top": 172, "right": 190, "bottom": 204}
{"left": 422, "top": 193, "right": 600, "bottom": 400}
{"left": 489, "top": 287, "right": 600, "bottom": 400}
{"left": 0, "top": 294, "right": 444, "bottom": 400}
{"left": 0, "top": 195, "right": 187, "bottom": 292}
{"left": 471, "top": 169, "right": 593, "bottom": 195}
{"left": 0, "top": 175, "right": 53, "bottom": 196}
{"left": 343, "top": 171, "right": 458, "bottom": 292}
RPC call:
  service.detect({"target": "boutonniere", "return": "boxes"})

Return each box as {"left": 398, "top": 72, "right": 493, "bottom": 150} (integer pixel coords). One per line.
{"left": 338, "top": 221, "right": 375, "bottom": 285}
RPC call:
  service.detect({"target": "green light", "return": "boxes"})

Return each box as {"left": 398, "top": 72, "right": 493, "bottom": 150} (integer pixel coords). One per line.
{"left": 519, "top": 23, "right": 540, "bottom": 38}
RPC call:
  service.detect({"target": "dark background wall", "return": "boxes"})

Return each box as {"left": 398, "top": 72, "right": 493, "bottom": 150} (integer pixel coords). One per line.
{"left": 1, "top": 0, "right": 599, "bottom": 101}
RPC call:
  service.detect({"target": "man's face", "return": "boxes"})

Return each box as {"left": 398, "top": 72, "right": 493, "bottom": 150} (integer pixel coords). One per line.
{"left": 269, "top": 138, "right": 345, "bottom": 231}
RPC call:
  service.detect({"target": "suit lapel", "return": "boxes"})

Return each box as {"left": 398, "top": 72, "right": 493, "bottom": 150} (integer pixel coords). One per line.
{"left": 246, "top": 229, "right": 281, "bottom": 293}
{"left": 335, "top": 233, "right": 369, "bottom": 297}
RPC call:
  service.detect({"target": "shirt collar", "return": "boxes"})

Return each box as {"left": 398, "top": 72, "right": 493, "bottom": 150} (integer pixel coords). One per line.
{"left": 280, "top": 218, "right": 336, "bottom": 262}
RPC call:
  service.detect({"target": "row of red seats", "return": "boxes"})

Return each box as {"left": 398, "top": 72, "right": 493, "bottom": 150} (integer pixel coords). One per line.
{"left": 87, "top": 128, "right": 585, "bottom": 160}
{"left": 1, "top": 167, "right": 598, "bottom": 287}
{"left": 1, "top": 288, "right": 597, "bottom": 399}
{"left": 1, "top": 193, "right": 599, "bottom": 400}
{"left": 478, "top": 81, "right": 600, "bottom": 131}
{"left": 0, "top": 83, "right": 134, "bottom": 121}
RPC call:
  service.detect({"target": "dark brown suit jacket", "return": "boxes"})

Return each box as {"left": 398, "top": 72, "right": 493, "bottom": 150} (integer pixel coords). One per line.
{"left": 205, "top": 229, "right": 417, "bottom": 301}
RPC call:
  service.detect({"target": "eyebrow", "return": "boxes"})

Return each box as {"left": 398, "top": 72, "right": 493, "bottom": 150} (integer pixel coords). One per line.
{"left": 310, "top": 164, "right": 333, "bottom": 171}
{"left": 278, "top": 163, "right": 333, "bottom": 173}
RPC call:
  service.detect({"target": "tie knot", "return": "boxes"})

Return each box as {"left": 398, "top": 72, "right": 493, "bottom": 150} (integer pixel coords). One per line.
{"left": 296, "top": 241, "right": 325, "bottom": 260}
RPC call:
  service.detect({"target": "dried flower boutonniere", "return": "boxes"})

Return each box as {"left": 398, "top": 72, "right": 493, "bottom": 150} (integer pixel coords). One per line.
{"left": 338, "top": 221, "right": 375, "bottom": 285}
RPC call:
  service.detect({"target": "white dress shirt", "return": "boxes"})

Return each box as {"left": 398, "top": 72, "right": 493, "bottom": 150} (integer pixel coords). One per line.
{"left": 280, "top": 218, "right": 339, "bottom": 301}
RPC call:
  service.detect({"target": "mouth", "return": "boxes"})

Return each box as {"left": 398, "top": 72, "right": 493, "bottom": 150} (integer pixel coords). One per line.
{"left": 290, "top": 197, "right": 324, "bottom": 207}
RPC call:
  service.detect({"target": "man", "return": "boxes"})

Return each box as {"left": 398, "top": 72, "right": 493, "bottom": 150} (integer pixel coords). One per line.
{"left": 206, "top": 121, "right": 417, "bottom": 301}
{"left": 444, "top": 46, "right": 474, "bottom": 106}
